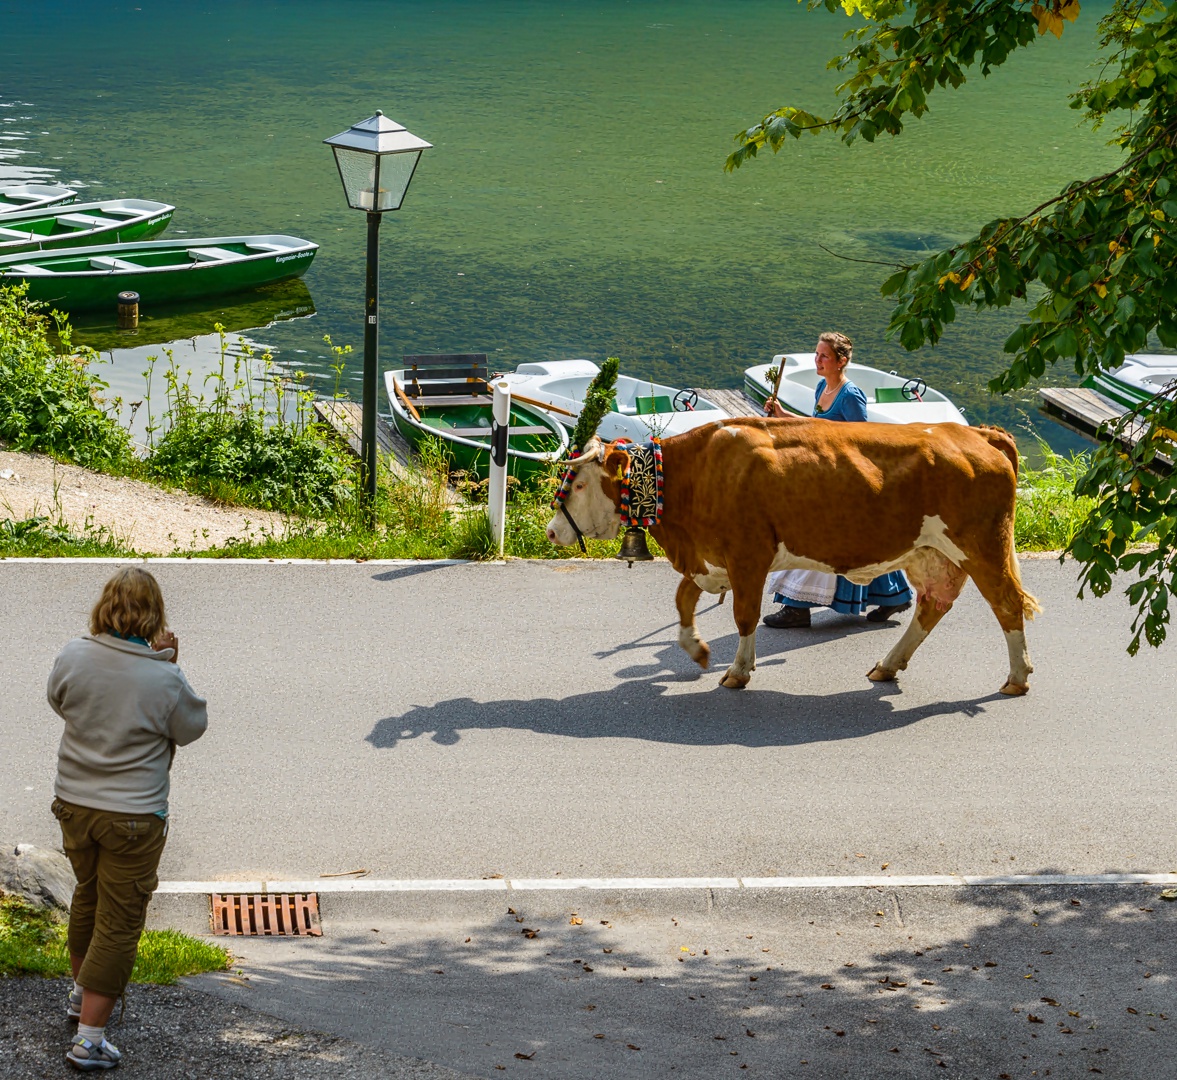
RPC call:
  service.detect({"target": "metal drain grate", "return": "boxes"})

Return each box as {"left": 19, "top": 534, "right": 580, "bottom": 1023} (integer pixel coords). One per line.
{"left": 210, "top": 893, "right": 322, "bottom": 937}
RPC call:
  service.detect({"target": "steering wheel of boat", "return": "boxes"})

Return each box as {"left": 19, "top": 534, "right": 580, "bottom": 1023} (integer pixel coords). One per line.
{"left": 673, "top": 388, "right": 699, "bottom": 412}
{"left": 901, "top": 378, "right": 927, "bottom": 402}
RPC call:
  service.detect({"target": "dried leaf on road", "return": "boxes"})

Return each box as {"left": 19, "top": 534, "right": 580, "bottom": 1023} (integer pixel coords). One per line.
{"left": 514, "top": 1051, "right": 535, "bottom": 1060}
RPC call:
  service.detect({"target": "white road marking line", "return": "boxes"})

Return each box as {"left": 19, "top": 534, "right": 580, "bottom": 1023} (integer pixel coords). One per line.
{"left": 156, "top": 872, "right": 1177, "bottom": 894}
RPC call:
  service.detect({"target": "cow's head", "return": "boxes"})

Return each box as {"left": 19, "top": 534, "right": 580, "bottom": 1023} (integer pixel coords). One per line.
{"left": 545, "top": 435, "right": 630, "bottom": 547}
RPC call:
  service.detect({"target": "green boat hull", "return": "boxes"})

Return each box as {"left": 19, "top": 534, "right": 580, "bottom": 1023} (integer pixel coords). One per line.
{"left": 0, "top": 209, "right": 171, "bottom": 257}
{"left": 0, "top": 235, "right": 317, "bottom": 314}
{"left": 392, "top": 400, "right": 565, "bottom": 483}
{"left": 1082, "top": 372, "right": 1150, "bottom": 410}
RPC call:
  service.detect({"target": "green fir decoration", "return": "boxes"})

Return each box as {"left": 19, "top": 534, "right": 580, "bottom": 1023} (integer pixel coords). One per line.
{"left": 569, "top": 356, "right": 620, "bottom": 453}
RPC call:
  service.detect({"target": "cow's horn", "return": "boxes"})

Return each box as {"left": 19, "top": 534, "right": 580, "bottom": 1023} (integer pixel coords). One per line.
{"left": 560, "top": 435, "right": 605, "bottom": 467}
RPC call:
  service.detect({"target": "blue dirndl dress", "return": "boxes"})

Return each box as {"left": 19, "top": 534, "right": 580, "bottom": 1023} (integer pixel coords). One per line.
{"left": 771, "top": 379, "right": 913, "bottom": 616}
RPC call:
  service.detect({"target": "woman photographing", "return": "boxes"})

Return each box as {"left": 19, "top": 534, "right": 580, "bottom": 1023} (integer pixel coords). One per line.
{"left": 48, "top": 567, "right": 207, "bottom": 1071}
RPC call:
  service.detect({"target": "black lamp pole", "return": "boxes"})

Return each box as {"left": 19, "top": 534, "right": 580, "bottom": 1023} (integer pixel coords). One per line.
{"left": 362, "top": 210, "right": 381, "bottom": 522}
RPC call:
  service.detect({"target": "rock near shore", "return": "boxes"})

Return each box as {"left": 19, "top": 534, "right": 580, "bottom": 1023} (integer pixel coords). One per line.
{"left": 0, "top": 843, "right": 75, "bottom": 910}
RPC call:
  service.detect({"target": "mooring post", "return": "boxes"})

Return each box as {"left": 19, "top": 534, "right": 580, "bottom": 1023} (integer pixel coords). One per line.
{"left": 116, "top": 290, "right": 139, "bottom": 329}
{"left": 488, "top": 380, "right": 510, "bottom": 557}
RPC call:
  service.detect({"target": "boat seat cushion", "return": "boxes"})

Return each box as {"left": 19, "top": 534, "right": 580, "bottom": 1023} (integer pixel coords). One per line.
{"left": 874, "top": 387, "right": 907, "bottom": 403}
{"left": 189, "top": 246, "right": 240, "bottom": 262}
{"left": 635, "top": 394, "right": 672, "bottom": 415}
{"left": 89, "top": 256, "right": 139, "bottom": 270}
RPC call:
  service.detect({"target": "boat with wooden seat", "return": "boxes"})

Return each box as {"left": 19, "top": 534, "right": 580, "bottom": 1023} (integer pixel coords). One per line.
{"left": 384, "top": 354, "right": 569, "bottom": 482}
{"left": 745, "top": 352, "right": 968, "bottom": 425}
{"left": 0, "top": 234, "right": 317, "bottom": 312}
{"left": 0, "top": 183, "right": 78, "bottom": 215}
{"left": 0, "top": 200, "right": 174, "bottom": 255}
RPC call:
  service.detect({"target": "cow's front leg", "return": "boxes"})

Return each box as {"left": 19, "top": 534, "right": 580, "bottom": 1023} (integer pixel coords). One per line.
{"left": 676, "top": 575, "right": 710, "bottom": 669}
{"left": 719, "top": 579, "right": 762, "bottom": 690}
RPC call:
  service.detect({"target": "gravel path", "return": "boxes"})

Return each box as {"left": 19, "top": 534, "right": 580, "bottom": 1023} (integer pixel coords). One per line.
{"left": 0, "top": 449, "right": 288, "bottom": 555}
{"left": 0, "top": 975, "right": 479, "bottom": 1079}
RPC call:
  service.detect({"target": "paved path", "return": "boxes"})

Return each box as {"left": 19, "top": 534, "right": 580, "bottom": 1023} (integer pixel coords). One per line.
{"left": 4, "top": 557, "right": 1174, "bottom": 883}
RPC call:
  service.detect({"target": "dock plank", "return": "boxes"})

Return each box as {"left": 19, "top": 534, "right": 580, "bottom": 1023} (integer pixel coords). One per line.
{"left": 697, "top": 387, "right": 762, "bottom": 419}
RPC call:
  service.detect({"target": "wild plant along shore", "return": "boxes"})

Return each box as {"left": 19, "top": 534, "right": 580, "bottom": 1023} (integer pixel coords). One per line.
{"left": 0, "top": 282, "right": 1091, "bottom": 559}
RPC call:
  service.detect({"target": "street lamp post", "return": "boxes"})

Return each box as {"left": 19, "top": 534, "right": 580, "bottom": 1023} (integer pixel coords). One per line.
{"left": 324, "top": 111, "right": 431, "bottom": 522}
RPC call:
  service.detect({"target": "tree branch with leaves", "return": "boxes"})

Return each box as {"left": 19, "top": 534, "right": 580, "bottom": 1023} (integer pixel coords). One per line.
{"left": 728, "top": 0, "right": 1177, "bottom": 649}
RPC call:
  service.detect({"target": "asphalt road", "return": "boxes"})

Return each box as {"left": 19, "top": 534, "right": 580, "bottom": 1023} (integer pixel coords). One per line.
{"left": 3, "top": 557, "right": 1175, "bottom": 883}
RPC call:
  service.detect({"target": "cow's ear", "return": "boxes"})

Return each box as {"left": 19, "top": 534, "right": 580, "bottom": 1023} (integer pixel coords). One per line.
{"left": 603, "top": 447, "right": 629, "bottom": 483}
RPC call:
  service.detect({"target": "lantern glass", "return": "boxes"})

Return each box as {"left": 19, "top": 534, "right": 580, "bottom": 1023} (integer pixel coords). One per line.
{"left": 331, "top": 146, "right": 422, "bottom": 212}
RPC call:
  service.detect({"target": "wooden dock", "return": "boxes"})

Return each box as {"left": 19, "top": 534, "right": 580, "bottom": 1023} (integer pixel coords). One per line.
{"left": 699, "top": 387, "right": 761, "bottom": 418}
{"left": 1038, "top": 385, "right": 1171, "bottom": 469}
{"left": 312, "top": 399, "right": 412, "bottom": 477}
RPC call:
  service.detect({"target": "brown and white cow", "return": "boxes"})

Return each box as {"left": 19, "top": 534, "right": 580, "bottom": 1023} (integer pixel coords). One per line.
{"left": 546, "top": 418, "right": 1040, "bottom": 694}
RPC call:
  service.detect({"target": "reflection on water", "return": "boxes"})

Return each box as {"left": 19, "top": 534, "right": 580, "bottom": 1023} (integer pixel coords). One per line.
{"left": 72, "top": 281, "right": 321, "bottom": 444}
{"left": 7, "top": 0, "right": 1123, "bottom": 451}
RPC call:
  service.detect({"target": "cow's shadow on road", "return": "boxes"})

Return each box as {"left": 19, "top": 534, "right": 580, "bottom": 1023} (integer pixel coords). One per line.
{"left": 367, "top": 611, "right": 1009, "bottom": 749}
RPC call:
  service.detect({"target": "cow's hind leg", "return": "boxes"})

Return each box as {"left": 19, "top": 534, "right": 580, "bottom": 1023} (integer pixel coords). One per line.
{"left": 867, "top": 549, "right": 967, "bottom": 683}
{"left": 719, "top": 573, "right": 764, "bottom": 690}
{"left": 676, "top": 575, "right": 710, "bottom": 670}
{"left": 968, "top": 554, "right": 1038, "bottom": 696}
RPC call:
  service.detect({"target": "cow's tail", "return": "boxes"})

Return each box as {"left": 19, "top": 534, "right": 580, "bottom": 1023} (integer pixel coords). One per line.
{"left": 975, "top": 426, "right": 1042, "bottom": 619}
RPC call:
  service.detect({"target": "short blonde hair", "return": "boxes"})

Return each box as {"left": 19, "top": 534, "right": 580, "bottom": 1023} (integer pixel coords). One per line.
{"left": 90, "top": 567, "right": 167, "bottom": 643}
{"left": 818, "top": 331, "right": 853, "bottom": 365}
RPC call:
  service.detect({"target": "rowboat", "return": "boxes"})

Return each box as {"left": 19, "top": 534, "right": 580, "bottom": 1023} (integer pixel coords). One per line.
{"left": 0, "top": 183, "right": 77, "bottom": 215}
{"left": 497, "top": 359, "right": 727, "bottom": 443}
{"left": 1083, "top": 354, "right": 1177, "bottom": 409}
{"left": 0, "top": 200, "right": 174, "bottom": 256}
{"left": 0, "top": 234, "right": 318, "bottom": 312}
{"left": 745, "top": 352, "right": 968, "bottom": 425}
{"left": 384, "top": 367, "right": 569, "bottom": 483}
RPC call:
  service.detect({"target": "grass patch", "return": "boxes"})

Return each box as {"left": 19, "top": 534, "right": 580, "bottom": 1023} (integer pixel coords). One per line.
{"left": 1015, "top": 442, "right": 1095, "bottom": 552}
{"left": 0, "top": 514, "right": 136, "bottom": 558}
{"left": 0, "top": 896, "right": 230, "bottom": 984}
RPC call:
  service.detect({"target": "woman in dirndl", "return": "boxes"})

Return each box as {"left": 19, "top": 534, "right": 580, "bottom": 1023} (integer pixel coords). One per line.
{"left": 761, "top": 331, "right": 913, "bottom": 629}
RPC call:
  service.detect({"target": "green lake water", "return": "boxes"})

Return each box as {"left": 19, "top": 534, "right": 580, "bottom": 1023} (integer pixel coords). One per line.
{"left": 5, "top": 0, "right": 1118, "bottom": 447}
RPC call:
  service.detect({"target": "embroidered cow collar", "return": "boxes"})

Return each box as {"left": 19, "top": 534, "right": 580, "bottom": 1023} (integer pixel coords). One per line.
{"left": 619, "top": 439, "right": 664, "bottom": 527}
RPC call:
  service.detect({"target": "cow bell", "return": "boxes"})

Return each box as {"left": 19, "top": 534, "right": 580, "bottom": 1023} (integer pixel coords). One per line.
{"left": 616, "top": 526, "right": 654, "bottom": 567}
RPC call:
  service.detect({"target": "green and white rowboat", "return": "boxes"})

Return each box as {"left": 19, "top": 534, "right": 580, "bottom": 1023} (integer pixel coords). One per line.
{"left": 0, "top": 234, "right": 318, "bottom": 312}
{"left": 384, "top": 367, "right": 570, "bottom": 483}
{"left": 0, "top": 183, "right": 78, "bottom": 215}
{"left": 0, "top": 199, "right": 174, "bottom": 256}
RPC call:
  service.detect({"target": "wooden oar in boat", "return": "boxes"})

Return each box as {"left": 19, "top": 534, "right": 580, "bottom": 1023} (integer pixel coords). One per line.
{"left": 392, "top": 378, "right": 423, "bottom": 422}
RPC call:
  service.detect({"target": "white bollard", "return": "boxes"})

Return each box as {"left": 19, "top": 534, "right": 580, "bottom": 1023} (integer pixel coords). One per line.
{"left": 488, "top": 379, "right": 510, "bottom": 557}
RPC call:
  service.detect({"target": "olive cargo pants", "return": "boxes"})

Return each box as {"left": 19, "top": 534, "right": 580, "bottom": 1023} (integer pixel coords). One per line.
{"left": 51, "top": 798, "right": 168, "bottom": 997}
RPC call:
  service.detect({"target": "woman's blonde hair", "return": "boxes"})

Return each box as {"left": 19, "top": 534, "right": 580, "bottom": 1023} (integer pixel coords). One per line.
{"left": 90, "top": 567, "right": 167, "bottom": 643}
{"left": 818, "top": 331, "right": 853, "bottom": 365}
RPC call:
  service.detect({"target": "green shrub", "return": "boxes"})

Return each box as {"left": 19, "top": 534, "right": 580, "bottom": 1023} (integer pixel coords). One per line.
{"left": 1016, "top": 443, "right": 1097, "bottom": 552}
{"left": 145, "top": 337, "right": 353, "bottom": 515}
{"left": 0, "top": 284, "right": 132, "bottom": 469}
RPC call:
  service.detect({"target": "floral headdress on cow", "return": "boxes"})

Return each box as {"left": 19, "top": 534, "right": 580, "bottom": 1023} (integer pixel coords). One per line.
{"left": 551, "top": 356, "right": 621, "bottom": 509}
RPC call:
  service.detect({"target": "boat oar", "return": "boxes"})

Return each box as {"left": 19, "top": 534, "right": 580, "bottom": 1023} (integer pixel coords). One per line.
{"left": 765, "top": 359, "right": 785, "bottom": 417}
{"left": 393, "top": 379, "right": 423, "bottom": 422}
{"left": 507, "top": 392, "right": 576, "bottom": 418}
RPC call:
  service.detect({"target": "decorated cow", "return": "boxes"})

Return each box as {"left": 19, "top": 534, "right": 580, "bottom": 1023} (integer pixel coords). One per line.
{"left": 546, "top": 417, "right": 1040, "bottom": 693}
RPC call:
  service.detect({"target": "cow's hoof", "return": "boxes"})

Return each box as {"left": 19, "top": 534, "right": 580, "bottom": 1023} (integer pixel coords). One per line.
{"left": 695, "top": 643, "right": 711, "bottom": 670}
{"left": 867, "top": 663, "right": 896, "bottom": 683}
{"left": 720, "top": 672, "right": 748, "bottom": 690}
{"left": 1000, "top": 679, "right": 1030, "bottom": 696}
